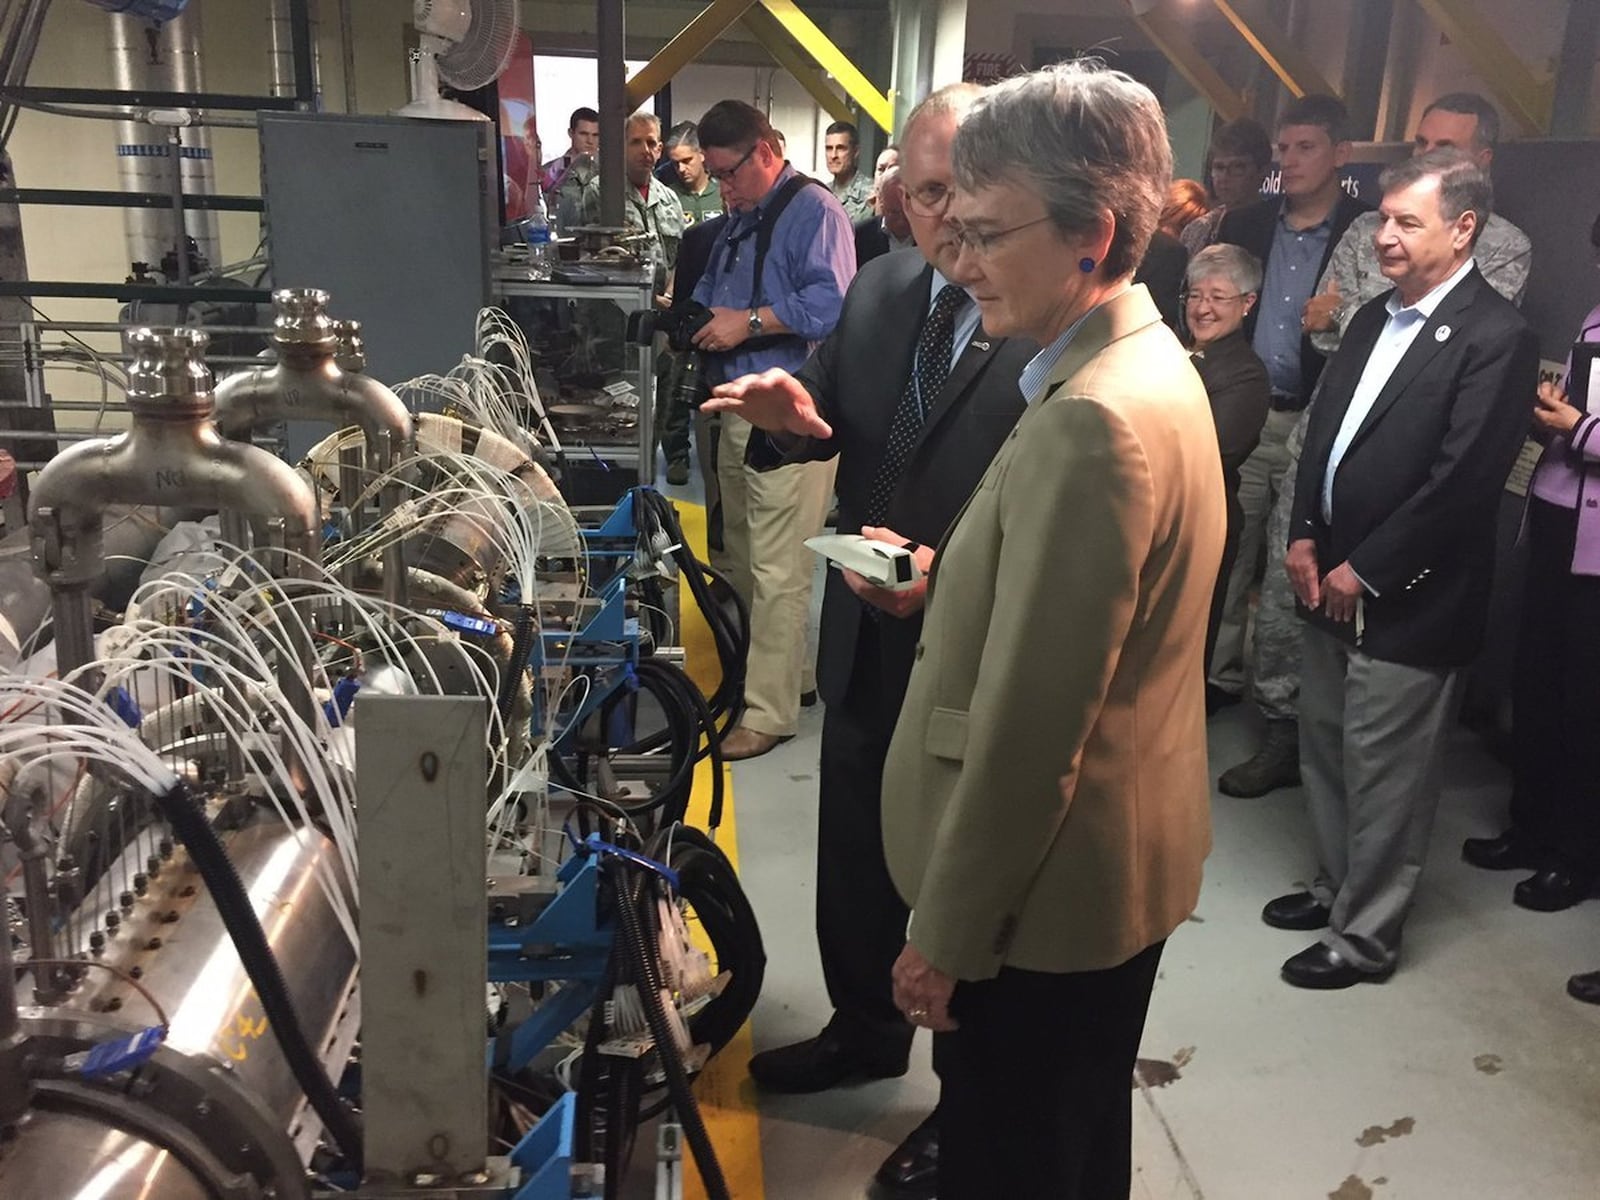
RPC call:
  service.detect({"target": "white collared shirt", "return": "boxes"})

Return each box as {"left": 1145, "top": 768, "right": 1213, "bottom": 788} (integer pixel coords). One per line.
{"left": 1321, "top": 255, "right": 1477, "bottom": 523}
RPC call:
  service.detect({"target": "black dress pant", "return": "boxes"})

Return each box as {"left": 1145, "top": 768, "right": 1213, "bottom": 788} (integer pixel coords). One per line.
{"left": 1511, "top": 498, "right": 1600, "bottom": 870}
{"left": 934, "top": 941, "right": 1165, "bottom": 1200}
{"left": 816, "top": 616, "right": 915, "bottom": 1059}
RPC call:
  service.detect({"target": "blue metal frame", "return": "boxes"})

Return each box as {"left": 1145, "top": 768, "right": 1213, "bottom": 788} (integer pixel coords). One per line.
{"left": 524, "top": 491, "right": 649, "bottom": 743}
{"left": 509, "top": 1093, "right": 577, "bottom": 1200}
{"left": 487, "top": 853, "right": 611, "bottom": 1076}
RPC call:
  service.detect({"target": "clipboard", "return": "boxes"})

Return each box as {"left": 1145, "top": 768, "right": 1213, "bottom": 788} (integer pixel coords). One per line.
{"left": 1568, "top": 341, "right": 1600, "bottom": 417}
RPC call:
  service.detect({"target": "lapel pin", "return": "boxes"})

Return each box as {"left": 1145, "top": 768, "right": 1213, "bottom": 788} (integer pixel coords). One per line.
{"left": 971, "top": 339, "right": 990, "bottom": 351}
{"left": 1435, "top": 325, "right": 1452, "bottom": 342}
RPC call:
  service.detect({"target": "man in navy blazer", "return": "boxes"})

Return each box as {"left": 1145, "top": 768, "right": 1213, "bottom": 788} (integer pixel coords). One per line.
{"left": 1263, "top": 150, "right": 1539, "bottom": 989}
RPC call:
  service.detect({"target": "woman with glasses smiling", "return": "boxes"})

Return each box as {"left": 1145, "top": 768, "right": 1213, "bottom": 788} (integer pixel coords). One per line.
{"left": 1184, "top": 243, "right": 1272, "bottom": 701}
{"left": 877, "top": 61, "right": 1226, "bottom": 1199}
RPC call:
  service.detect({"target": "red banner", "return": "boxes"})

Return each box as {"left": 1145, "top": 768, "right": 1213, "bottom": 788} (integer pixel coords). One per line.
{"left": 498, "top": 31, "right": 539, "bottom": 222}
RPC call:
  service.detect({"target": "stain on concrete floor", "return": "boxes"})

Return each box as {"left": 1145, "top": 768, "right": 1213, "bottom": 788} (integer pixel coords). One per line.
{"left": 1474, "top": 1053, "right": 1504, "bottom": 1075}
{"left": 1329, "top": 1177, "right": 1375, "bottom": 1200}
{"left": 1355, "top": 1117, "right": 1415, "bottom": 1147}
{"left": 1133, "top": 1048, "right": 1195, "bottom": 1090}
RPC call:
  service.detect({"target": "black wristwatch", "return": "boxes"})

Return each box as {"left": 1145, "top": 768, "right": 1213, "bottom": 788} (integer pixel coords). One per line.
{"left": 747, "top": 308, "right": 764, "bottom": 335}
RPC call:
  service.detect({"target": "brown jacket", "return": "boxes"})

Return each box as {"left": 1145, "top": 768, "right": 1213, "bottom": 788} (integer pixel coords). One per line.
{"left": 881, "top": 285, "right": 1226, "bottom": 979}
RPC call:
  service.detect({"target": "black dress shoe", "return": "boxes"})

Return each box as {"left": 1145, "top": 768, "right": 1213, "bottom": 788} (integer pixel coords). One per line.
{"left": 1513, "top": 867, "right": 1598, "bottom": 913}
{"left": 1281, "top": 943, "right": 1395, "bottom": 990}
{"left": 747, "top": 1028, "right": 908, "bottom": 1094}
{"left": 799, "top": 689, "right": 818, "bottom": 708}
{"left": 873, "top": 1114, "right": 937, "bottom": 1199}
{"left": 1462, "top": 829, "right": 1542, "bottom": 872}
{"left": 1262, "top": 891, "right": 1331, "bottom": 931}
{"left": 1567, "top": 970, "right": 1600, "bottom": 1005}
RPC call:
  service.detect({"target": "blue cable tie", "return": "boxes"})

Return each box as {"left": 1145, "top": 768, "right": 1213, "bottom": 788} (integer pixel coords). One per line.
{"left": 579, "top": 833, "right": 680, "bottom": 891}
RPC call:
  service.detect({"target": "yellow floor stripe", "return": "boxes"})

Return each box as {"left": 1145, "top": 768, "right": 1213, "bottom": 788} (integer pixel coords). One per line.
{"left": 674, "top": 499, "right": 765, "bottom": 1200}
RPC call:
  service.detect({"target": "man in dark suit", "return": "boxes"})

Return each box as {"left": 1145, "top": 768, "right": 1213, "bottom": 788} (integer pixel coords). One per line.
{"left": 703, "top": 82, "right": 1033, "bottom": 1199}
{"left": 1210, "top": 93, "right": 1374, "bottom": 791}
{"left": 1264, "top": 150, "right": 1539, "bottom": 988}
{"left": 854, "top": 165, "right": 913, "bottom": 267}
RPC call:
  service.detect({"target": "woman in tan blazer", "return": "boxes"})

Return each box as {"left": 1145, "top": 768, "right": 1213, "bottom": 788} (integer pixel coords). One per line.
{"left": 878, "top": 62, "right": 1227, "bottom": 1198}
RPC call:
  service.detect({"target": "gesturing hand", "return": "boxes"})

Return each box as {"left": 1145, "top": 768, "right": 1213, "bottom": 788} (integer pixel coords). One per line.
{"left": 702, "top": 369, "right": 834, "bottom": 439}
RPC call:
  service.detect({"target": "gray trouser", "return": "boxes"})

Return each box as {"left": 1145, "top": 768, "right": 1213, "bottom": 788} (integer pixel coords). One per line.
{"left": 1299, "top": 624, "right": 1464, "bottom": 971}
{"left": 1210, "top": 407, "right": 1297, "bottom": 693}
{"left": 1251, "top": 408, "right": 1312, "bottom": 721}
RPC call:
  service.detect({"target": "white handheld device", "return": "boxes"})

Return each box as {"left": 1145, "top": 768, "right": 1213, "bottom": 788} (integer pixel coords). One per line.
{"left": 804, "top": 534, "right": 923, "bottom": 591}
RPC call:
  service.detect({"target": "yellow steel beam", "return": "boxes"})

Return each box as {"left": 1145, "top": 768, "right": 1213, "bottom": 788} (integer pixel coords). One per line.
{"left": 1131, "top": 4, "right": 1248, "bottom": 122}
{"left": 625, "top": 0, "right": 758, "bottom": 110}
{"left": 756, "top": 0, "right": 893, "bottom": 133}
{"left": 1211, "top": 0, "right": 1340, "bottom": 99}
{"left": 1411, "top": 0, "right": 1553, "bottom": 134}
{"left": 742, "top": 4, "right": 854, "bottom": 126}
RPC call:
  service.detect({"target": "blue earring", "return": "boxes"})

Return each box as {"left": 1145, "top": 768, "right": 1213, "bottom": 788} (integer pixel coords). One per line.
{"left": 1079, "top": 257, "right": 1096, "bottom": 273}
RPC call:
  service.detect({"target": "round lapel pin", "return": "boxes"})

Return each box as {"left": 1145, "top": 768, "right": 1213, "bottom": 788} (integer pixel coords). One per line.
{"left": 1434, "top": 325, "right": 1452, "bottom": 342}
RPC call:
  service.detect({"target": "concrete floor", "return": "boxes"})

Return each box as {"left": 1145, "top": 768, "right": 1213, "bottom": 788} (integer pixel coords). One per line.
{"left": 727, "top": 704, "right": 1600, "bottom": 1200}
{"left": 655, "top": 452, "right": 1600, "bottom": 1200}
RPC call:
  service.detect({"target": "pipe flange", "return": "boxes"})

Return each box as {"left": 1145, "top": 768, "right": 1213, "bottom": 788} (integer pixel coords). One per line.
{"left": 125, "top": 328, "right": 214, "bottom": 420}
{"left": 330, "top": 319, "right": 366, "bottom": 373}
{"left": 272, "top": 289, "right": 338, "bottom": 351}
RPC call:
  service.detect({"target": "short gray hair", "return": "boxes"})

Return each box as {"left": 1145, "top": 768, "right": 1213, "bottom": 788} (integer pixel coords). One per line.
{"left": 625, "top": 111, "right": 661, "bottom": 137}
{"left": 951, "top": 61, "right": 1171, "bottom": 280}
{"left": 1379, "top": 147, "right": 1493, "bottom": 246}
{"left": 1186, "top": 243, "right": 1262, "bottom": 296}
{"left": 903, "top": 81, "right": 984, "bottom": 141}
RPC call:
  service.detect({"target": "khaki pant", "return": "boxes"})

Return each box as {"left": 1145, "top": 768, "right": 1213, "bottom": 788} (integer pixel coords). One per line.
{"left": 717, "top": 414, "right": 836, "bottom": 736}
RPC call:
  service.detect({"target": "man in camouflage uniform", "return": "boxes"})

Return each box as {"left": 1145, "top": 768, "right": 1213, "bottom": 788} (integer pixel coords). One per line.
{"left": 557, "top": 113, "right": 690, "bottom": 483}
{"left": 1218, "top": 92, "right": 1533, "bottom": 797}
{"left": 664, "top": 122, "right": 723, "bottom": 228}
{"left": 824, "top": 120, "right": 873, "bottom": 222}
{"left": 557, "top": 112, "right": 685, "bottom": 291}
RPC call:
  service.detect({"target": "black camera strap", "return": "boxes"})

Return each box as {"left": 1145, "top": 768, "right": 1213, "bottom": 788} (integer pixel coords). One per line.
{"left": 707, "top": 174, "right": 822, "bottom": 351}
{"left": 749, "top": 174, "right": 820, "bottom": 308}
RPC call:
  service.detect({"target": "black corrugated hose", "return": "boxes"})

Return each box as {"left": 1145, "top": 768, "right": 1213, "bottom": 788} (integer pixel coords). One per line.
{"left": 632, "top": 489, "right": 749, "bottom": 742}
{"left": 644, "top": 825, "right": 763, "bottom": 1058}
{"left": 152, "top": 782, "right": 364, "bottom": 1172}
{"left": 607, "top": 858, "right": 730, "bottom": 1200}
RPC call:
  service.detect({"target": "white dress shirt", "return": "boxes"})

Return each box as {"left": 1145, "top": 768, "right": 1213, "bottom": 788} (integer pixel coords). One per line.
{"left": 1321, "top": 255, "right": 1478, "bottom": 524}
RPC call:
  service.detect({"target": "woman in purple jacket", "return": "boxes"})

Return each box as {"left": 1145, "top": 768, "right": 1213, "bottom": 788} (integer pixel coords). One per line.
{"left": 1463, "top": 266, "right": 1600, "bottom": 1001}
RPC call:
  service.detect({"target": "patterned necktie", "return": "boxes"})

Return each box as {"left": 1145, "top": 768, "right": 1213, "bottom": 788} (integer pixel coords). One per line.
{"left": 865, "top": 284, "right": 968, "bottom": 526}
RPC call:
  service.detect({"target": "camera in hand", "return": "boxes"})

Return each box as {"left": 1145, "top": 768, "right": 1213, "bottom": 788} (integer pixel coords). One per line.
{"left": 627, "top": 300, "right": 714, "bottom": 352}
{"left": 627, "top": 301, "right": 717, "bottom": 410}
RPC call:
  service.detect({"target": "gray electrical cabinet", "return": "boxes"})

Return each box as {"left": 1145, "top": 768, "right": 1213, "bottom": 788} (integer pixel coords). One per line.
{"left": 260, "top": 112, "right": 495, "bottom": 393}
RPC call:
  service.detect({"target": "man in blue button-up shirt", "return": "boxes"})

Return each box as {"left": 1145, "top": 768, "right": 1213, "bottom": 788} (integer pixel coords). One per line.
{"left": 689, "top": 99, "right": 855, "bottom": 760}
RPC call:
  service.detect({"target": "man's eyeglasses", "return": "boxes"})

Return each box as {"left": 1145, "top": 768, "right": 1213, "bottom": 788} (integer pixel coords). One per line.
{"left": 1182, "top": 288, "right": 1249, "bottom": 307}
{"left": 948, "top": 214, "right": 1054, "bottom": 258}
{"left": 903, "top": 181, "right": 953, "bottom": 218}
{"left": 707, "top": 143, "right": 757, "bottom": 185}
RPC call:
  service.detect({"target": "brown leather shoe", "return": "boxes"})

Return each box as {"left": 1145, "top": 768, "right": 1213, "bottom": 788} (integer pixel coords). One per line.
{"left": 720, "top": 726, "right": 791, "bottom": 761}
